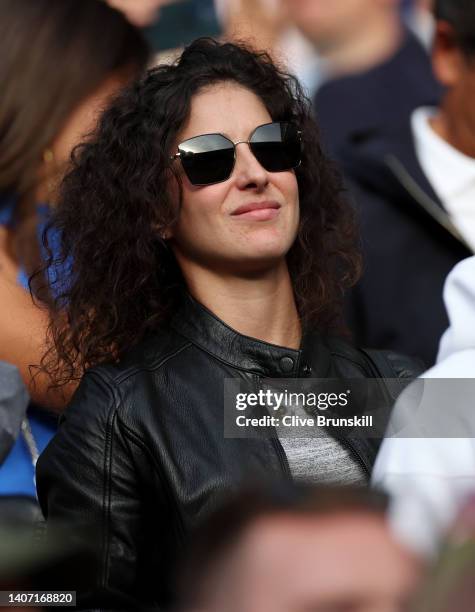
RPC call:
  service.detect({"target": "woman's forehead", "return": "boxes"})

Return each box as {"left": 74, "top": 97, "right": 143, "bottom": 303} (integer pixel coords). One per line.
{"left": 178, "top": 82, "right": 273, "bottom": 142}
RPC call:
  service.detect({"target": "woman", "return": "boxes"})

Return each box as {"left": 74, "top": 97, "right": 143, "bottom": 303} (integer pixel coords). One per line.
{"left": 36, "top": 39, "right": 421, "bottom": 608}
{"left": 0, "top": 0, "right": 149, "bottom": 512}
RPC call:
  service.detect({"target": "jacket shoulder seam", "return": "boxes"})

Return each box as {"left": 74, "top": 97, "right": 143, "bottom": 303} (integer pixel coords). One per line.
{"left": 328, "top": 350, "right": 369, "bottom": 375}
{"left": 88, "top": 342, "right": 193, "bottom": 388}
{"left": 84, "top": 370, "right": 121, "bottom": 587}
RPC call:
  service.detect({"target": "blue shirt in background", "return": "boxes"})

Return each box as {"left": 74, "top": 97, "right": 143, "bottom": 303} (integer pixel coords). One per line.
{"left": 0, "top": 197, "right": 57, "bottom": 499}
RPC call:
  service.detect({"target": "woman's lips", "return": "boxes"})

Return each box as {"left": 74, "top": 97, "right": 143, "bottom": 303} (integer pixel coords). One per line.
{"left": 231, "top": 202, "right": 281, "bottom": 221}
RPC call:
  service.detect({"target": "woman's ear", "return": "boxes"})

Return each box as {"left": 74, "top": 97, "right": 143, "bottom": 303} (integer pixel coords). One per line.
{"left": 158, "top": 227, "right": 173, "bottom": 241}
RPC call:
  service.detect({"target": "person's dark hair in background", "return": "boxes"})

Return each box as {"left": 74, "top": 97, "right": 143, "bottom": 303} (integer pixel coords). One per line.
{"left": 431, "top": 0, "right": 475, "bottom": 157}
{"left": 40, "top": 39, "right": 359, "bottom": 386}
{"left": 434, "top": 0, "right": 475, "bottom": 59}
{"left": 175, "top": 484, "right": 421, "bottom": 612}
{"left": 342, "top": 0, "right": 475, "bottom": 366}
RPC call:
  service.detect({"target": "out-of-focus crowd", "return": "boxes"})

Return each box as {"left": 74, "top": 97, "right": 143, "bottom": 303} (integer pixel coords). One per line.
{"left": 1, "top": 0, "right": 475, "bottom": 610}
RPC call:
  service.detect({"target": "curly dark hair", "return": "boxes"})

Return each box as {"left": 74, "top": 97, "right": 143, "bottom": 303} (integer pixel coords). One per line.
{"left": 40, "top": 38, "right": 361, "bottom": 385}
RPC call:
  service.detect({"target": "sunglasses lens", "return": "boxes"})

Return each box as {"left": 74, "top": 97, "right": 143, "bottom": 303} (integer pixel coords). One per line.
{"left": 250, "top": 122, "right": 301, "bottom": 172}
{"left": 178, "top": 134, "right": 235, "bottom": 186}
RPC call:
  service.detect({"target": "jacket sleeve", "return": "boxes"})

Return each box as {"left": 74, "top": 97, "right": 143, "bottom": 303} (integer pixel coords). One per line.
{"left": 36, "top": 370, "right": 152, "bottom": 608}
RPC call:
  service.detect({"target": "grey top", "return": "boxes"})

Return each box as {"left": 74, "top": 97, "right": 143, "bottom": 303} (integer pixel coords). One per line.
{"left": 279, "top": 434, "right": 367, "bottom": 485}
{"left": 275, "top": 393, "right": 367, "bottom": 485}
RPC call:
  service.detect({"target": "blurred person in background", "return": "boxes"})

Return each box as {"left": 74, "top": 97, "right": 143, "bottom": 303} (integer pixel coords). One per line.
{"left": 108, "top": 0, "right": 222, "bottom": 55}
{"left": 35, "top": 38, "right": 422, "bottom": 608}
{"left": 0, "top": 0, "right": 149, "bottom": 517}
{"left": 285, "top": 0, "right": 441, "bottom": 156}
{"left": 343, "top": 0, "right": 474, "bottom": 366}
{"left": 216, "top": 0, "right": 322, "bottom": 97}
{"left": 175, "top": 484, "right": 422, "bottom": 612}
{"left": 372, "top": 255, "right": 475, "bottom": 556}
{"left": 217, "top": 0, "right": 287, "bottom": 53}
{"left": 109, "top": 0, "right": 319, "bottom": 99}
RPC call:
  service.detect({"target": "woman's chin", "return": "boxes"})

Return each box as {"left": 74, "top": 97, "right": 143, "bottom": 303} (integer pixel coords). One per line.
{"left": 241, "top": 236, "right": 294, "bottom": 262}
{"left": 221, "top": 249, "right": 291, "bottom": 277}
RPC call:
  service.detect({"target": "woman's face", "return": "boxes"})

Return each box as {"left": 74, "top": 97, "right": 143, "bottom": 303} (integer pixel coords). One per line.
{"left": 168, "top": 82, "right": 300, "bottom": 276}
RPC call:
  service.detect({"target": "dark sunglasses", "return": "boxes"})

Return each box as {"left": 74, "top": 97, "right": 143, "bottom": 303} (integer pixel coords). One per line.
{"left": 171, "top": 121, "right": 302, "bottom": 186}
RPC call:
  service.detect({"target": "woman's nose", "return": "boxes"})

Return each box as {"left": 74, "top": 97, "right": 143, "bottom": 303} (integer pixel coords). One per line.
{"left": 233, "top": 141, "right": 269, "bottom": 191}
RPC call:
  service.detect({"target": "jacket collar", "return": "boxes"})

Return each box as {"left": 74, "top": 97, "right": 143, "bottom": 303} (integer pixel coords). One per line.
{"left": 171, "top": 295, "right": 332, "bottom": 379}
{"left": 340, "top": 116, "right": 474, "bottom": 250}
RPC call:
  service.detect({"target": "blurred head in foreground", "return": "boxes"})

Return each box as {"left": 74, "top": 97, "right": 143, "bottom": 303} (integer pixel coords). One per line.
{"left": 176, "top": 484, "right": 422, "bottom": 612}
{"left": 432, "top": 0, "right": 475, "bottom": 157}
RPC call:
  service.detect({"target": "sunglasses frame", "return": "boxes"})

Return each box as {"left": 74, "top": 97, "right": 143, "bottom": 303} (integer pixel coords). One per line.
{"left": 170, "top": 121, "right": 302, "bottom": 187}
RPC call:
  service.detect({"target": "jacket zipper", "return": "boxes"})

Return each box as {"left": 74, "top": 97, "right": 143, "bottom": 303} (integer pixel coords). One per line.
{"left": 385, "top": 153, "right": 473, "bottom": 253}
{"left": 307, "top": 404, "right": 371, "bottom": 479}
{"left": 253, "top": 375, "right": 292, "bottom": 478}
{"left": 337, "top": 436, "right": 371, "bottom": 479}
{"left": 271, "top": 436, "right": 293, "bottom": 478}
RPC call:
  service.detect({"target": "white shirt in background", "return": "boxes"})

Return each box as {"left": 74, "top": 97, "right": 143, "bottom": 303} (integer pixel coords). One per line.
{"left": 372, "top": 255, "right": 475, "bottom": 556}
{"left": 411, "top": 106, "right": 475, "bottom": 253}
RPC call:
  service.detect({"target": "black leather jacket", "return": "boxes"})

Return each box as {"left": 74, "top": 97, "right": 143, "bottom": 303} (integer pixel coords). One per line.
{"left": 36, "top": 297, "right": 422, "bottom": 608}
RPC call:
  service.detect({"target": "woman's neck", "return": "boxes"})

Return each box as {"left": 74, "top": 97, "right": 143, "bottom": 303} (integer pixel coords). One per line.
{"left": 182, "top": 260, "right": 302, "bottom": 350}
